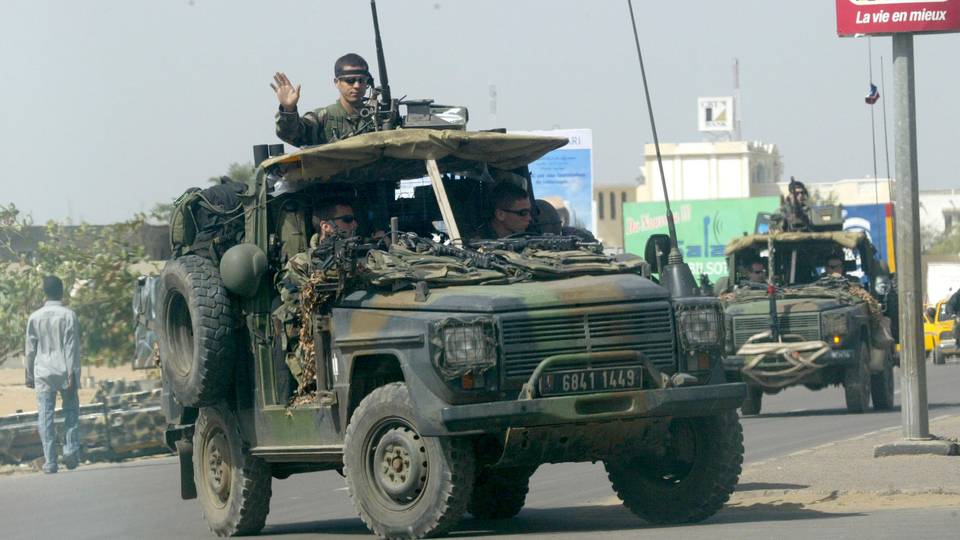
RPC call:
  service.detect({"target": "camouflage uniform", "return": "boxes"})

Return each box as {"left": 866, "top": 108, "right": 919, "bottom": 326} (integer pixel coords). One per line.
{"left": 275, "top": 101, "right": 372, "bottom": 147}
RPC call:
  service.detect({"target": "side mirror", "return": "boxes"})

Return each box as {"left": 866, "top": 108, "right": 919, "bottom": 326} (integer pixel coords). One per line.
{"left": 644, "top": 234, "right": 671, "bottom": 273}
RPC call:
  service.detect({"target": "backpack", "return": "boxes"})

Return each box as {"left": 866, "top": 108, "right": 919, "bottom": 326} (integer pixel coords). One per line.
{"left": 170, "top": 179, "right": 247, "bottom": 261}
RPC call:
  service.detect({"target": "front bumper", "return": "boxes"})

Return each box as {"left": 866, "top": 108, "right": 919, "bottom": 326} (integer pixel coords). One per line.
{"left": 939, "top": 338, "right": 958, "bottom": 356}
{"left": 440, "top": 382, "right": 745, "bottom": 433}
{"left": 723, "top": 348, "right": 856, "bottom": 371}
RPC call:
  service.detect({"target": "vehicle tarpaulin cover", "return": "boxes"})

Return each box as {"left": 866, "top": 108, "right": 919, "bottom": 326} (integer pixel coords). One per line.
{"left": 725, "top": 231, "right": 867, "bottom": 255}
{"left": 261, "top": 129, "right": 568, "bottom": 182}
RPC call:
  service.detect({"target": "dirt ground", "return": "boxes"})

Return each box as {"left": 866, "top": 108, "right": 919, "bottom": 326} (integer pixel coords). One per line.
{"left": 0, "top": 364, "right": 157, "bottom": 416}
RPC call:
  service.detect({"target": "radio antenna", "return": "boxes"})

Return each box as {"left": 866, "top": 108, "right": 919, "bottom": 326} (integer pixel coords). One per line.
{"left": 370, "top": 0, "right": 395, "bottom": 129}
{"left": 626, "top": 0, "right": 683, "bottom": 265}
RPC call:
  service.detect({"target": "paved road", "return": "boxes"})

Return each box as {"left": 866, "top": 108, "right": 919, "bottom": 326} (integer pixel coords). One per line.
{"left": 3, "top": 363, "right": 960, "bottom": 540}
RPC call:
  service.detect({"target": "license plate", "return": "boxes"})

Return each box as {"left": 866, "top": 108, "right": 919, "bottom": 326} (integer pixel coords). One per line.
{"left": 538, "top": 367, "right": 643, "bottom": 396}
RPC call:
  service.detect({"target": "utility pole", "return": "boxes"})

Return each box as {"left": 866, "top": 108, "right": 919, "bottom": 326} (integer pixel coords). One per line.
{"left": 874, "top": 33, "right": 956, "bottom": 457}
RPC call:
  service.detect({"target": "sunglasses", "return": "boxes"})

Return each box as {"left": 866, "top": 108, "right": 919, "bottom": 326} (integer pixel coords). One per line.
{"left": 826, "top": 263, "right": 843, "bottom": 270}
{"left": 338, "top": 77, "right": 371, "bottom": 86}
{"left": 499, "top": 208, "right": 532, "bottom": 217}
{"left": 331, "top": 214, "right": 356, "bottom": 224}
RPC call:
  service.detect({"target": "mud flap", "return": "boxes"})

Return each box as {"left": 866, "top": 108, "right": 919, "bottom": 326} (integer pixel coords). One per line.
{"left": 175, "top": 439, "right": 198, "bottom": 500}
{"left": 869, "top": 347, "right": 887, "bottom": 372}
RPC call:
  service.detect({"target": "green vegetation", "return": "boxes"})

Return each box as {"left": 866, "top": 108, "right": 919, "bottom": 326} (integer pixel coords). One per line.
{"left": 1, "top": 203, "right": 147, "bottom": 366}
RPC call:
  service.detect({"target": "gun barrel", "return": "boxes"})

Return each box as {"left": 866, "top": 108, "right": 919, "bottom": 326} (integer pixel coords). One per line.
{"left": 370, "top": 0, "right": 391, "bottom": 105}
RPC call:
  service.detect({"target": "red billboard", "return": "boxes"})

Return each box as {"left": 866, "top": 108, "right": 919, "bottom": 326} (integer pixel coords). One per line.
{"left": 836, "top": 0, "right": 960, "bottom": 36}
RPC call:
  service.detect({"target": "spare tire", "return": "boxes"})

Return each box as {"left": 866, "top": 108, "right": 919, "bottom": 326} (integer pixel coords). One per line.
{"left": 159, "top": 255, "right": 237, "bottom": 407}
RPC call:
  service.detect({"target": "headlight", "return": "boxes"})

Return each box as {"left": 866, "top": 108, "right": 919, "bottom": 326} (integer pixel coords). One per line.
{"left": 678, "top": 307, "right": 722, "bottom": 348}
{"left": 822, "top": 311, "right": 848, "bottom": 336}
{"left": 434, "top": 319, "right": 498, "bottom": 378}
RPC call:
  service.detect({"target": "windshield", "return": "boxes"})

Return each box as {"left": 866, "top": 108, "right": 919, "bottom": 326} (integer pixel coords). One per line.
{"left": 270, "top": 163, "right": 638, "bottom": 295}
{"left": 731, "top": 240, "right": 869, "bottom": 288}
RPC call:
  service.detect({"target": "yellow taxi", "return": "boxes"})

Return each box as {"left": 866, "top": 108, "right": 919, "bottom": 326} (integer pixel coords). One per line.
{"left": 924, "top": 299, "right": 956, "bottom": 364}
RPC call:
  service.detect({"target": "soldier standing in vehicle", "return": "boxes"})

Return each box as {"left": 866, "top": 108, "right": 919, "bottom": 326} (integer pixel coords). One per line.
{"left": 25, "top": 276, "right": 81, "bottom": 474}
{"left": 773, "top": 177, "right": 812, "bottom": 232}
{"left": 272, "top": 53, "right": 375, "bottom": 146}
{"left": 473, "top": 182, "right": 533, "bottom": 239}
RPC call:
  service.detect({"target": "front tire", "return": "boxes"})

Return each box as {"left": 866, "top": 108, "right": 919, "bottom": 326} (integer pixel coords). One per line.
{"left": 604, "top": 410, "right": 743, "bottom": 524}
{"left": 344, "top": 383, "right": 475, "bottom": 539}
{"left": 844, "top": 340, "right": 872, "bottom": 413}
{"left": 193, "top": 404, "right": 272, "bottom": 537}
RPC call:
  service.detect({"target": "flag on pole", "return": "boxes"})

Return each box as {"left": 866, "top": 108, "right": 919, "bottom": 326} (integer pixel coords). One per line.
{"left": 865, "top": 83, "right": 880, "bottom": 105}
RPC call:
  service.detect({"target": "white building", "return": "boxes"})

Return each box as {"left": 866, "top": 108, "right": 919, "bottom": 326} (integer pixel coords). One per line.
{"left": 637, "top": 141, "right": 783, "bottom": 202}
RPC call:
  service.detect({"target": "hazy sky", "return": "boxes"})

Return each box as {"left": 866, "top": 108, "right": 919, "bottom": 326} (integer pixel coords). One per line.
{"left": 2, "top": 0, "right": 958, "bottom": 224}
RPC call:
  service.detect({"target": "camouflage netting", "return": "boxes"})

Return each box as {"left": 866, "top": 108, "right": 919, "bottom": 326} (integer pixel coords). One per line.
{"left": 721, "top": 275, "right": 891, "bottom": 347}
{"left": 274, "top": 234, "right": 647, "bottom": 405}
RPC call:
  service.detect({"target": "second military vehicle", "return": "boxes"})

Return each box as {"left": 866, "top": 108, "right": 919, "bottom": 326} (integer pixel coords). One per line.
{"left": 719, "top": 226, "right": 897, "bottom": 415}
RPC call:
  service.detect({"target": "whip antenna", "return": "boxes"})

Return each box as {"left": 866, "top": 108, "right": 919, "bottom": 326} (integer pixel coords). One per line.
{"left": 626, "top": 0, "right": 682, "bottom": 264}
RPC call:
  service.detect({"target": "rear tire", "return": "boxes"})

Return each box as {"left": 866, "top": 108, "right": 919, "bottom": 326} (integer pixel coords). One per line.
{"left": 159, "top": 255, "right": 237, "bottom": 407}
{"left": 468, "top": 466, "right": 536, "bottom": 519}
{"left": 344, "top": 383, "right": 475, "bottom": 538}
{"left": 740, "top": 386, "right": 763, "bottom": 416}
{"left": 844, "top": 340, "right": 872, "bottom": 413}
{"left": 605, "top": 410, "right": 743, "bottom": 524}
{"left": 193, "top": 404, "right": 271, "bottom": 537}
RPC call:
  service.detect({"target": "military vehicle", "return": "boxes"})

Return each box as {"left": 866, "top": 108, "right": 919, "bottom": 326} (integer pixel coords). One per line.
{"left": 718, "top": 224, "right": 897, "bottom": 415}
{"left": 0, "top": 379, "right": 167, "bottom": 465}
{"left": 158, "top": 128, "right": 748, "bottom": 538}
{"left": 155, "top": 3, "right": 745, "bottom": 537}
{"left": 133, "top": 274, "right": 162, "bottom": 370}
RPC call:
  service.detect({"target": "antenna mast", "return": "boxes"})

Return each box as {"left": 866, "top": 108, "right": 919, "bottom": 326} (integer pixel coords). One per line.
{"left": 626, "top": 0, "right": 681, "bottom": 264}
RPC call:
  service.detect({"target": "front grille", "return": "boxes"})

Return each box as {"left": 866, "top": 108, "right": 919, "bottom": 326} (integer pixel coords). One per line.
{"left": 732, "top": 313, "right": 821, "bottom": 349}
{"left": 499, "top": 303, "right": 676, "bottom": 383}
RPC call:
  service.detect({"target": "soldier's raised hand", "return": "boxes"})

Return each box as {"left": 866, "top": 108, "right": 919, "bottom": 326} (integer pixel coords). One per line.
{"left": 271, "top": 72, "right": 301, "bottom": 112}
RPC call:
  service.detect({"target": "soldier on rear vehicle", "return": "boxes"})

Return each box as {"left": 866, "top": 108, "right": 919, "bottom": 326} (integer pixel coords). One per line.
{"left": 272, "top": 53, "right": 376, "bottom": 146}
{"left": 771, "top": 177, "right": 812, "bottom": 232}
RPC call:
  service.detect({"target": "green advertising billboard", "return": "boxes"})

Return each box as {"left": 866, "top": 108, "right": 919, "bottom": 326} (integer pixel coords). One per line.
{"left": 623, "top": 197, "right": 780, "bottom": 281}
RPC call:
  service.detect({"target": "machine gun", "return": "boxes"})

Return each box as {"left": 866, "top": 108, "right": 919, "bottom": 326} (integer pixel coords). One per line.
{"left": 468, "top": 234, "right": 603, "bottom": 254}
{"left": 360, "top": 0, "right": 468, "bottom": 132}
{"left": 397, "top": 233, "right": 519, "bottom": 276}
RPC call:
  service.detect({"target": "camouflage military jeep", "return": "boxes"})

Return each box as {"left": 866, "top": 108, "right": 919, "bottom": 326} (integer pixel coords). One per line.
{"left": 157, "top": 129, "right": 746, "bottom": 538}
{"left": 719, "top": 231, "right": 897, "bottom": 415}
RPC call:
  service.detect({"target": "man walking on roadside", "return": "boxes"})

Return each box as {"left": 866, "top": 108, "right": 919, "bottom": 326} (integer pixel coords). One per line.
{"left": 25, "top": 275, "right": 81, "bottom": 473}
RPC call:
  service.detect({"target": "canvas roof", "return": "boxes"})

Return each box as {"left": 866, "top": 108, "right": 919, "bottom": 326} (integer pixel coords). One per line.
{"left": 260, "top": 129, "right": 568, "bottom": 183}
{"left": 725, "top": 231, "right": 868, "bottom": 256}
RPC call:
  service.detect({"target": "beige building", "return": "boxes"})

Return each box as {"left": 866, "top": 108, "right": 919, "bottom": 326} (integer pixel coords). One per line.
{"left": 637, "top": 141, "right": 783, "bottom": 202}
{"left": 593, "top": 181, "right": 639, "bottom": 250}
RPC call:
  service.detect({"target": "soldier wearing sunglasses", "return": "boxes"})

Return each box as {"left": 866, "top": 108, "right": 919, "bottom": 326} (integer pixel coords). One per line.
{"left": 473, "top": 182, "right": 533, "bottom": 240}
{"left": 310, "top": 200, "right": 360, "bottom": 247}
{"left": 273, "top": 53, "right": 375, "bottom": 147}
